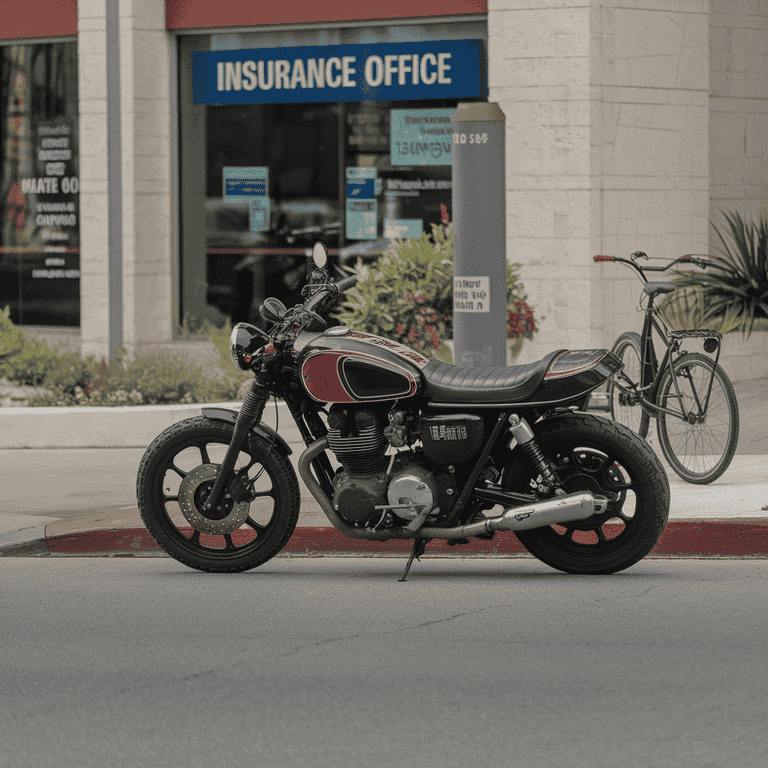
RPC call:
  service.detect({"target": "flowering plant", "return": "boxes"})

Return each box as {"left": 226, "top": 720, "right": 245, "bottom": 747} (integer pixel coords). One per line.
{"left": 394, "top": 292, "right": 451, "bottom": 353}
{"left": 507, "top": 299, "right": 537, "bottom": 341}
{"left": 336, "top": 222, "right": 539, "bottom": 357}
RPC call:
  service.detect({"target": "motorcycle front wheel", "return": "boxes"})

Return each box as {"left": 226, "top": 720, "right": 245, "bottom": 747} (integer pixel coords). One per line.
{"left": 136, "top": 416, "right": 300, "bottom": 572}
{"left": 502, "top": 413, "right": 669, "bottom": 574}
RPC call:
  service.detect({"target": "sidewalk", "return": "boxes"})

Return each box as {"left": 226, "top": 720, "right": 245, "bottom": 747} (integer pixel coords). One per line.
{"left": 1, "top": 381, "right": 766, "bottom": 559}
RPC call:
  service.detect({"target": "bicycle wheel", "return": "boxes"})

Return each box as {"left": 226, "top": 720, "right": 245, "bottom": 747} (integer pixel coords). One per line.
{"left": 655, "top": 352, "right": 739, "bottom": 484}
{"left": 609, "top": 332, "right": 650, "bottom": 438}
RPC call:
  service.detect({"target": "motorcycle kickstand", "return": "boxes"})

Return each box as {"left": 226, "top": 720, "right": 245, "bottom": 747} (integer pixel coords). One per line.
{"left": 399, "top": 539, "right": 430, "bottom": 583}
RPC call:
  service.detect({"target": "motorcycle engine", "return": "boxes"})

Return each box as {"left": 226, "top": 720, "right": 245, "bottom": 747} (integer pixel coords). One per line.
{"left": 327, "top": 405, "right": 457, "bottom": 527}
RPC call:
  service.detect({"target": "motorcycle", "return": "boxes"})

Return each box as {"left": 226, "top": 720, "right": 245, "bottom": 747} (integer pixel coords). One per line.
{"left": 137, "top": 242, "right": 670, "bottom": 580}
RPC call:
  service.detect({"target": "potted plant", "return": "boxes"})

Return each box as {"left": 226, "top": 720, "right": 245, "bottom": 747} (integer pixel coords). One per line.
{"left": 670, "top": 208, "right": 768, "bottom": 338}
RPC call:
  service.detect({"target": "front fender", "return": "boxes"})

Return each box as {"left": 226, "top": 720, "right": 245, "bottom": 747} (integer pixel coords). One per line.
{"left": 201, "top": 407, "right": 292, "bottom": 456}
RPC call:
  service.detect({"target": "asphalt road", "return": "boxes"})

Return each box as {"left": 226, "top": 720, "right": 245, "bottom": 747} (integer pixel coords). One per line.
{"left": 1, "top": 557, "right": 767, "bottom": 767}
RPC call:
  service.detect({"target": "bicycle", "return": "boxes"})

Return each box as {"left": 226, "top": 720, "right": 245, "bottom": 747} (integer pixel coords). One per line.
{"left": 593, "top": 251, "right": 740, "bottom": 484}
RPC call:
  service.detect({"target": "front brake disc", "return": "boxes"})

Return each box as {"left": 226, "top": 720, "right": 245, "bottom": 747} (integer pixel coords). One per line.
{"left": 178, "top": 464, "right": 250, "bottom": 535}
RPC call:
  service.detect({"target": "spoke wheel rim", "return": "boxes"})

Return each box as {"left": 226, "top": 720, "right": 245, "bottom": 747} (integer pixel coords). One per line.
{"left": 658, "top": 358, "right": 735, "bottom": 479}
{"left": 154, "top": 435, "right": 279, "bottom": 559}
{"left": 524, "top": 442, "right": 640, "bottom": 551}
{"left": 610, "top": 341, "right": 643, "bottom": 434}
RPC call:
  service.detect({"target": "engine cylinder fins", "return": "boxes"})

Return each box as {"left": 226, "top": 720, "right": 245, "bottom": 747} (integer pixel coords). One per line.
{"left": 327, "top": 425, "right": 388, "bottom": 473}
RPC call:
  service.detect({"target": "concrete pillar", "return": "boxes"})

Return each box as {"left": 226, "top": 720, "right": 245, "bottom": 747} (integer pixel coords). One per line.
{"left": 78, "top": 0, "right": 173, "bottom": 359}
{"left": 488, "top": 0, "right": 710, "bottom": 362}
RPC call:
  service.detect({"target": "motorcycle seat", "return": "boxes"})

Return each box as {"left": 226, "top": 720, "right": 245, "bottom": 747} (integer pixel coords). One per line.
{"left": 422, "top": 349, "right": 566, "bottom": 405}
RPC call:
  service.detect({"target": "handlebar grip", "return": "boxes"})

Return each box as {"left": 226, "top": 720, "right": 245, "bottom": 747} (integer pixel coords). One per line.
{"left": 335, "top": 275, "right": 358, "bottom": 293}
{"left": 593, "top": 255, "right": 615, "bottom": 262}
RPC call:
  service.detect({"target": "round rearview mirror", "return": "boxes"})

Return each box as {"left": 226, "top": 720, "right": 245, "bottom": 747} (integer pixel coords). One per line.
{"left": 259, "top": 297, "right": 287, "bottom": 322}
{"left": 312, "top": 241, "right": 328, "bottom": 268}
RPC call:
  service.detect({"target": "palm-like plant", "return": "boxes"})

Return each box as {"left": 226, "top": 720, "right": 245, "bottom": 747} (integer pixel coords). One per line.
{"left": 672, "top": 209, "right": 768, "bottom": 338}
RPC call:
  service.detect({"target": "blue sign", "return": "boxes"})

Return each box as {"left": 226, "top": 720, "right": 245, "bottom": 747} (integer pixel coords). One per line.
{"left": 347, "top": 200, "right": 377, "bottom": 240}
{"left": 223, "top": 166, "right": 269, "bottom": 232}
{"left": 346, "top": 178, "right": 375, "bottom": 199}
{"left": 192, "top": 40, "right": 486, "bottom": 105}
{"left": 391, "top": 108, "right": 454, "bottom": 166}
{"left": 225, "top": 178, "right": 266, "bottom": 196}
{"left": 346, "top": 168, "right": 377, "bottom": 240}
{"left": 384, "top": 219, "right": 423, "bottom": 239}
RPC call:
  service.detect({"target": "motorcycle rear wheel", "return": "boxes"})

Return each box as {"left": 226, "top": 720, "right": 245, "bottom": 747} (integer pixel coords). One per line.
{"left": 137, "top": 416, "right": 300, "bottom": 572}
{"left": 502, "top": 413, "right": 669, "bottom": 574}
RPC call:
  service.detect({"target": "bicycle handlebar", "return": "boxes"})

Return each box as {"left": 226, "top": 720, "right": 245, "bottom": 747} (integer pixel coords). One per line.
{"left": 592, "top": 252, "right": 709, "bottom": 277}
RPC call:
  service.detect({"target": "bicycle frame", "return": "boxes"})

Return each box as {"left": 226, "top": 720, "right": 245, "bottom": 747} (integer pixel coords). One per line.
{"left": 596, "top": 252, "right": 722, "bottom": 423}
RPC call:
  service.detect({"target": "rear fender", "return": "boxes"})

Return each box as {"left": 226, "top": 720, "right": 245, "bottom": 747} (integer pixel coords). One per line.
{"left": 201, "top": 407, "right": 292, "bottom": 457}
{"left": 524, "top": 350, "right": 621, "bottom": 406}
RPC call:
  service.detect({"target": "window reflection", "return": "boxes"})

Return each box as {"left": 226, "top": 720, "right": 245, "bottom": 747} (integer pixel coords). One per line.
{"left": 0, "top": 42, "right": 79, "bottom": 327}
{"left": 178, "top": 22, "right": 486, "bottom": 331}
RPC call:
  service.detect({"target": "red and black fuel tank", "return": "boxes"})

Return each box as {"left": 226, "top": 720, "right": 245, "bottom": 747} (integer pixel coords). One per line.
{"left": 296, "top": 328, "right": 429, "bottom": 404}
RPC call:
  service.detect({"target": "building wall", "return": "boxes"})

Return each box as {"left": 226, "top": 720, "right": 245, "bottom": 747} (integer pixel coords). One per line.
{"left": 26, "top": 0, "right": 750, "bottom": 366}
{"left": 489, "top": 0, "right": 710, "bottom": 364}
{"left": 596, "top": 1, "right": 710, "bottom": 352}
{"left": 710, "top": 0, "right": 768, "bottom": 232}
{"left": 2, "top": 0, "right": 77, "bottom": 40}
{"left": 164, "top": 0, "right": 486, "bottom": 29}
{"left": 78, "top": 0, "right": 174, "bottom": 357}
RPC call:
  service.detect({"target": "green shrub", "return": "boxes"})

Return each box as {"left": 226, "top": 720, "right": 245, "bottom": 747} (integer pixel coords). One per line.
{"left": 0, "top": 306, "right": 94, "bottom": 393}
{"left": 335, "top": 224, "right": 538, "bottom": 355}
{"left": 2, "top": 308, "right": 248, "bottom": 407}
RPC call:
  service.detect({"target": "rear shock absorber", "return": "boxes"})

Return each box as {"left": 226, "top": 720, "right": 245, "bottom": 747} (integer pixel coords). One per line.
{"left": 508, "top": 414, "right": 563, "bottom": 494}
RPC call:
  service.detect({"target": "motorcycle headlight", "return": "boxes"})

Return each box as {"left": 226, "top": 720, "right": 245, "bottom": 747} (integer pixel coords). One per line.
{"left": 229, "top": 323, "right": 267, "bottom": 372}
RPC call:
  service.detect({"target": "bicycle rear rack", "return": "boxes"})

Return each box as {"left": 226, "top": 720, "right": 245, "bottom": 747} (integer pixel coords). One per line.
{"left": 665, "top": 329, "right": 722, "bottom": 419}
{"left": 668, "top": 329, "right": 722, "bottom": 340}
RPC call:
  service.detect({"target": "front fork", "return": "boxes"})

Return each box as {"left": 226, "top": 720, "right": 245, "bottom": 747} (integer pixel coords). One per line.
{"left": 203, "top": 376, "right": 269, "bottom": 513}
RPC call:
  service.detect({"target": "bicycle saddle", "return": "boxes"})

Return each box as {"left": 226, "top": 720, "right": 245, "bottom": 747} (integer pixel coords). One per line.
{"left": 643, "top": 282, "right": 676, "bottom": 297}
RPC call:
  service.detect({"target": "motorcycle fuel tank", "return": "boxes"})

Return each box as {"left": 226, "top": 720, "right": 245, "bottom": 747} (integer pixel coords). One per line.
{"left": 297, "top": 328, "right": 428, "bottom": 404}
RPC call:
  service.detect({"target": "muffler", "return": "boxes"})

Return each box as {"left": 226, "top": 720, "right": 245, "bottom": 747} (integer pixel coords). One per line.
{"left": 419, "top": 491, "right": 608, "bottom": 539}
{"left": 489, "top": 493, "right": 608, "bottom": 532}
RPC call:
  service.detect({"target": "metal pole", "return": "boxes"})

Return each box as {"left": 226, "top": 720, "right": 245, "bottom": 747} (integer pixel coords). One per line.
{"left": 451, "top": 102, "right": 506, "bottom": 369}
{"left": 106, "top": 0, "right": 123, "bottom": 358}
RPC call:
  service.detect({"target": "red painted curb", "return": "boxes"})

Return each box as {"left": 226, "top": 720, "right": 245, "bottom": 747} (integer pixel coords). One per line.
{"left": 45, "top": 521, "right": 768, "bottom": 558}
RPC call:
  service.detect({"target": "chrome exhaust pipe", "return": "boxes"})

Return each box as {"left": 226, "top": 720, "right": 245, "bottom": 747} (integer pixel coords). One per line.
{"left": 489, "top": 492, "right": 608, "bottom": 532}
{"left": 419, "top": 491, "right": 608, "bottom": 539}
{"left": 298, "top": 438, "right": 608, "bottom": 541}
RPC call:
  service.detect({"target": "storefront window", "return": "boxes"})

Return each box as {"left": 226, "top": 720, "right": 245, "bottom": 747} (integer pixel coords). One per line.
{"left": 178, "top": 20, "right": 487, "bottom": 328}
{"left": 0, "top": 41, "right": 79, "bottom": 326}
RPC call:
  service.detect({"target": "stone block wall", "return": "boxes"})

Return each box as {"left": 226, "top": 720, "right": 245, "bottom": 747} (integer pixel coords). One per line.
{"left": 78, "top": 0, "right": 174, "bottom": 359}
{"left": 488, "top": 1, "right": 596, "bottom": 363}
{"left": 710, "top": 0, "right": 768, "bottom": 229}
{"left": 488, "top": 0, "right": 710, "bottom": 364}
{"left": 596, "top": 1, "right": 710, "bottom": 350}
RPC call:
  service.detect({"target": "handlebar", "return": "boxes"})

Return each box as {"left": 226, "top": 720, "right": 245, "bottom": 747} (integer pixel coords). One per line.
{"left": 298, "top": 273, "right": 358, "bottom": 319}
{"left": 335, "top": 275, "right": 358, "bottom": 294}
{"left": 592, "top": 252, "right": 709, "bottom": 280}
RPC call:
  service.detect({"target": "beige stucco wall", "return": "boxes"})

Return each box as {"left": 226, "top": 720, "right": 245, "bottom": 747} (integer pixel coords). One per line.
{"left": 78, "top": 0, "right": 174, "bottom": 359}
{"left": 489, "top": 0, "right": 710, "bottom": 364}
{"left": 710, "top": 0, "right": 768, "bottom": 230}
{"left": 73, "top": 0, "right": 767, "bottom": 381}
